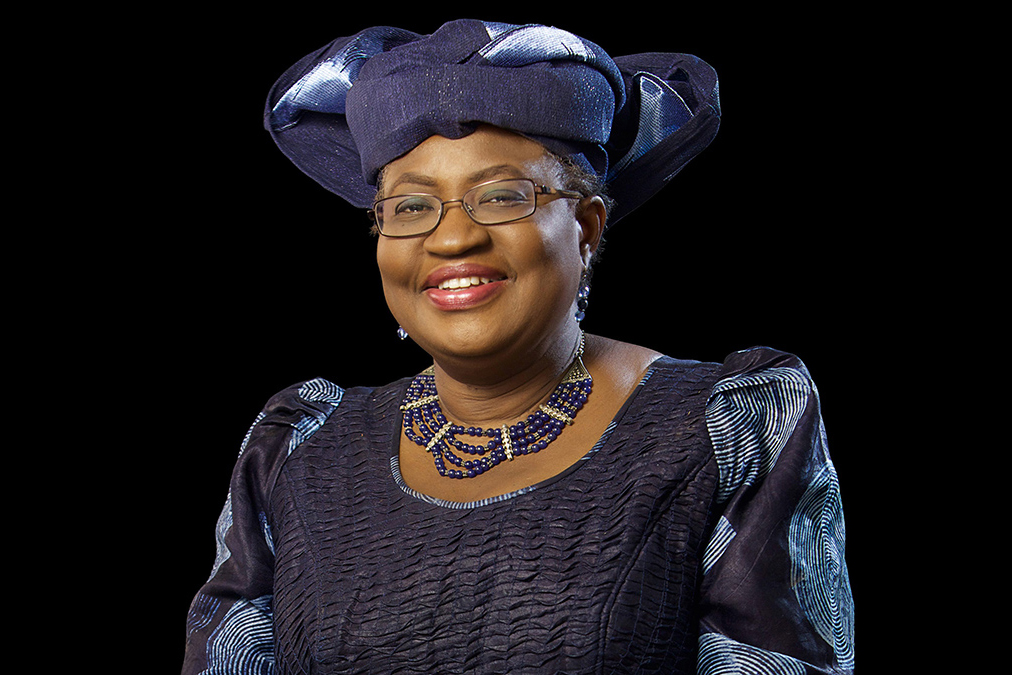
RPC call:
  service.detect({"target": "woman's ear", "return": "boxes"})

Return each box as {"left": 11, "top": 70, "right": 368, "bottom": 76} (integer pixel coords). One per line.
{"left": 577, "top": 196, "right": 606, "bottom": 267}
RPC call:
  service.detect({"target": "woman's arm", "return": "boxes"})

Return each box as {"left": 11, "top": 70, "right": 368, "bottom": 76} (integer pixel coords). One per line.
{"left": 182, "top": 378, "right": 344, "bottom": 675}
{"left": 697, "top": 348, "right": 854, "bottom": 674}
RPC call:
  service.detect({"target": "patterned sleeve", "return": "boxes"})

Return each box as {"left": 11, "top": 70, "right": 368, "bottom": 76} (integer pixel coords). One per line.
{"left": 182, "top": 378, "right": 344, "bottom": 675}
{"left": 697, "top": 348, "right": 854, "bottom": 674}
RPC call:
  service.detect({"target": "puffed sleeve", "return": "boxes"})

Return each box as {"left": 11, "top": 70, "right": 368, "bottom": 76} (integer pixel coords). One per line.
{"left": 182, "top": 378, "right": 344, "bottom": 675}
{"left": 696, "top": 348, "right": 854, "bottom": 674}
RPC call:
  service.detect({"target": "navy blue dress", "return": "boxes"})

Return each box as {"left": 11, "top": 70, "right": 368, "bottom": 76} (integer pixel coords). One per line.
{"left": 183, "top": 347, "right": 854, "bottom": 674}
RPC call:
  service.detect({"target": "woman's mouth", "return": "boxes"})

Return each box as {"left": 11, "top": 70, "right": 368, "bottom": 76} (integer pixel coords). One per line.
{"left": 424, "top": 267, "right": 508, "bottom": 310}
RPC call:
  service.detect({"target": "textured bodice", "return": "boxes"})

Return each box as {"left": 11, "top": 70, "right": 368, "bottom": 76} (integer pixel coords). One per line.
{"left": 269, "top": 357, "right": 722, "bottom": 674}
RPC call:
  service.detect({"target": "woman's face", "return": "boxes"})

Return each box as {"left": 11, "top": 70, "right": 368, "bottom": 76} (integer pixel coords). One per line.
{"left": 375, "top": 126, "right": 602, "bottom": 366}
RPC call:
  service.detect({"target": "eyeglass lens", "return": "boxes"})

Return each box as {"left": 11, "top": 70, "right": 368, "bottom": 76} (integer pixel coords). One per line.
{"left": 374, "top": 179, "right": 538, "bottom": 237}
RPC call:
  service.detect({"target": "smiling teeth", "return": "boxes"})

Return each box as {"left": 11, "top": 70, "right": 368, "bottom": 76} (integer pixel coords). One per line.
{"left": 438, "top": 276, "right": 492, "bottom": 290}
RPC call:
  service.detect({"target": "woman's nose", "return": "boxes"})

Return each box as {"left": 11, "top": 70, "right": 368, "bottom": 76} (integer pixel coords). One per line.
{"left": 423, "top": 201, "right": 491, "bottom": 255}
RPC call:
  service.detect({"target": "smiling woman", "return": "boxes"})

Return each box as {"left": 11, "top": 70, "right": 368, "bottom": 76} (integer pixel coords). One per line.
{"left": 182, "top": 19, "right": 854, "bottom": 675}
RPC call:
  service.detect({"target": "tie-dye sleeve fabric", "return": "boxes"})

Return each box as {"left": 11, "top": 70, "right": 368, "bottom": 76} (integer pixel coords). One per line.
{"left": 182, "top": 378, "right": 345, "bottom": 675}
{"left": 697, "top": 348, "right": 855, "bottom": 674}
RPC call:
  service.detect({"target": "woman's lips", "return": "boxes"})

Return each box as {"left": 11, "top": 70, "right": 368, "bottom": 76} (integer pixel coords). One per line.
{"left": 423, "top": 265, "right": 508, "bottom": 310}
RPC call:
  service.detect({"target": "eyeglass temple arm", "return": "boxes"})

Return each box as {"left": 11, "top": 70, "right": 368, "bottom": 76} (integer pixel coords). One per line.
{"left": 534, "top": 185, "right": 583, "bottom": 199}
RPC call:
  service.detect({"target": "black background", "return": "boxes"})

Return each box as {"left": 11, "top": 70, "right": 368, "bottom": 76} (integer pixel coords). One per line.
{"left": 76, "top": 7, "right": 910, "bottom": 670}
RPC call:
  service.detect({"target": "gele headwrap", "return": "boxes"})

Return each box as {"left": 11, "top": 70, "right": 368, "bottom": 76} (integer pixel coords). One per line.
{"left": 265, "top": 19, "right": 720, "bottom": 226}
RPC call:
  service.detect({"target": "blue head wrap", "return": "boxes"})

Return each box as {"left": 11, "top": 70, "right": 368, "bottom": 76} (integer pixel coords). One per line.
{"left": 265, "top": 19, "right": 720, "bottom": 227}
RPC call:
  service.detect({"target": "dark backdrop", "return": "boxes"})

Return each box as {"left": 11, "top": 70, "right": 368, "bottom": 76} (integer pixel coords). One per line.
{"left": 92, "top": 8, "right": 897, "bottom": 669}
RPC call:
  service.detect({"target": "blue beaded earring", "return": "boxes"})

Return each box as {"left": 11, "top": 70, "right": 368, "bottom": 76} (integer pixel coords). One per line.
{"left": 397, "top": 326, "right": 409, "bottom": 340}
{"left": 575, "top": 271, "right": 590, "bottom": 323}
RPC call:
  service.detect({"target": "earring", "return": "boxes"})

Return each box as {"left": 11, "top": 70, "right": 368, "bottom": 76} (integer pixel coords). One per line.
{"left": 397, "top": 326, "right": 409, "bottom": 340}
{"left": 575, "top": 271, "right": 590, "bottom": 323}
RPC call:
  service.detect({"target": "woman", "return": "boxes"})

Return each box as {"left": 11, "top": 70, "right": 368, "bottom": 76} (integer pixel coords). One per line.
{"left": 183, "top": 20, "right": 854, "bottom": 674}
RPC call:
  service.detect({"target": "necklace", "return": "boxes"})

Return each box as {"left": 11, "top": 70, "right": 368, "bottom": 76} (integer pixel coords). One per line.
{"left": 399, "top": 334, "right": 593, "bottom": 479}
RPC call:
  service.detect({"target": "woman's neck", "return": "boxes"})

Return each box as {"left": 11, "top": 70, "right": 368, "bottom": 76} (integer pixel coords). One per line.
{"left": 430, "top": 326, "right": 585, "bottom": 428}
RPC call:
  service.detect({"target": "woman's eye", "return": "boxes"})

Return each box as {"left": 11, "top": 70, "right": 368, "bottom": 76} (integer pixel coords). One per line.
{"left": 393, "top": 197, "right": 435, "bottom": 217}
{"left": 478, "top": 190, "right": 528, "bottom": 206}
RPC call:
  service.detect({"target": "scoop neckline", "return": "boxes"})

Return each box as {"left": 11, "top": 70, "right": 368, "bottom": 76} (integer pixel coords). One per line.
{"left": 388, "top": 363, "right": 660, "bottom": 509}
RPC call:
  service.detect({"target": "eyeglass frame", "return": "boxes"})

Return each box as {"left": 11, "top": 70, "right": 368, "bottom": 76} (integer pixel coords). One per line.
{"left": 368, "top": 178, "right": 584, "bottom": 238}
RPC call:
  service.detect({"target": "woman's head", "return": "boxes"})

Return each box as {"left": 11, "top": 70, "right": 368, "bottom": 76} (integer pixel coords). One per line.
{"left": 264, "top": 19, "right": 719, "bottom": 365}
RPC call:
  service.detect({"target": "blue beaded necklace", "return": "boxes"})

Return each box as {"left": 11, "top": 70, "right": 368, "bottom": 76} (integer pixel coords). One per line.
{"left": 399, "top": 334, "right": 593, "bottom": 479}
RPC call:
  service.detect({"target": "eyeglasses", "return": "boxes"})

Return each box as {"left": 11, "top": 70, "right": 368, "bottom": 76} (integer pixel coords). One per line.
{"left": 369, "top": 178, "right": 583, "bottom": 238}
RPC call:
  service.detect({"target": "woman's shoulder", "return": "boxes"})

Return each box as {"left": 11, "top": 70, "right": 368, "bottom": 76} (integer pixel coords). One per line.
{"left": 244, "top": 375, "right": 411, "bottom": 457}
{"left": 715, "top": 346, "right": 813, "bottom": 380}
{"left": 585, "top": 337, "right": 813, "bottom": 389}
{"left": 233, "top": 377, "right": 349, "bottom": 480}
{"left": 251, "top": 377, "right": 348, "bottom": 444}
{"left": 707, "top": 346, "right": 817, "bottom": 412}
{"left": 639, "top": 345, "right": 815, "bottom": 393}
{"left": 260, "top": 377, "right": 347, "bottom": 415}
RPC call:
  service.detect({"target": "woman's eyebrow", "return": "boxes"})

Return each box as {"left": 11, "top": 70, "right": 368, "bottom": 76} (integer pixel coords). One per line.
{"left": 389, "top": 165, "right": 524, "bottom": 193}
{"left": 466, "top": 164, "right": 524, "bottom": 184}
{"left": 388, "top": 172, "right": 438, "bottom": 192}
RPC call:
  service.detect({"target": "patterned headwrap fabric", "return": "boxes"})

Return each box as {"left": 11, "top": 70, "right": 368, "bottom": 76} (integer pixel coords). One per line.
{"left": 265, "top": 19, "right": 720, "bottom": 226}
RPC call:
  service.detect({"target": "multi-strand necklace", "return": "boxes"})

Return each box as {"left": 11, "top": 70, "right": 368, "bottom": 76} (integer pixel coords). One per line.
{"left": 399, "top": 334, "right": 593, "bottom": 479}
